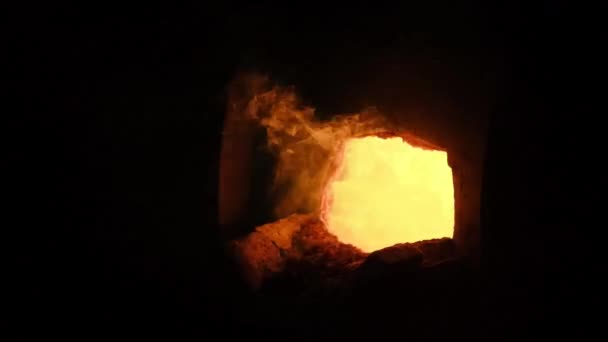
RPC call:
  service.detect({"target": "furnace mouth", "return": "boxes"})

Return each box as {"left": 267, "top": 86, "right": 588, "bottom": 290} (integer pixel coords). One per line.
{"left": 230, "top": 132, "right": 456, "bottom": 291}
{"left": 221, "top": 74, "right": 476, "bottom": 292}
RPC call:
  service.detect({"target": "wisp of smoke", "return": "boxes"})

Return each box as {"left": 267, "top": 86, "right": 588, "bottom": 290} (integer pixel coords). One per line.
{"left": 227, "top": 73, "right": 389, "bottom": 219}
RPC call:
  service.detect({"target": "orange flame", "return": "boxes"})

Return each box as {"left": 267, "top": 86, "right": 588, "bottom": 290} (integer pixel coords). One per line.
{"left": 322, "top": 136, "right": 454, "bottom": 252}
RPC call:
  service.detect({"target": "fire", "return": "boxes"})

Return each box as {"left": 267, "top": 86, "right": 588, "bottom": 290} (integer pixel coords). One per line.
{"left": 322, "top": 136, "right": 454, "bottom": 252}
{"left": 226, "top": 74, "right": 455, "bottom": 253}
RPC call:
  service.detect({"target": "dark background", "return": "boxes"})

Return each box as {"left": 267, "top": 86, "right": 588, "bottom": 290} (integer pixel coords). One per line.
{"left": 19, "top": 1, "right": 592, "bottom": 339}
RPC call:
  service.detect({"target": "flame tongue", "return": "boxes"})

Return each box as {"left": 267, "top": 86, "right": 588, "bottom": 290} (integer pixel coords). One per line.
{"left": 322, "top": 136, "right": 454, "bottom": 253}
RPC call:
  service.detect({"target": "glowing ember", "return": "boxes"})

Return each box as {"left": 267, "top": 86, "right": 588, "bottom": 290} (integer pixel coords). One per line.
{"left": 322, "top": 136, "right": 454, "bottom": 252}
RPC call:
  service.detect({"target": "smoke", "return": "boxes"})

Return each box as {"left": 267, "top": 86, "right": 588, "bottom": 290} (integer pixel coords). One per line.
{"left": 227, "top": 73, "right": 389, "bottom": 219}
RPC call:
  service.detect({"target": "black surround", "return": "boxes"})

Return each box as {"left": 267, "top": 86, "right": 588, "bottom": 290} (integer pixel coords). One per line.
{"left": 23, "top": 1, "right": 591, "bottom": 340}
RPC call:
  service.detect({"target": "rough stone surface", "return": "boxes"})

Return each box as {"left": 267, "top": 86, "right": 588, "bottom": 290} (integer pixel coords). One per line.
{"left": 355, "top": 243, "right": 423, "bottom": 281}
{"left": 416, "top": 237, "right": 456, "bottom": 265}
{"left": 231, "top": 214, "right": 365, "bottom": 289}
{"left": 231, "top": 215, "right": 457, "bottom": 291}
{"left": 230, "top": 214, "right": 315, "bottom": 289}
{"left": 231, "top": 231, "right": 283, "bottom": 290}
{"left": 366, "top": 243, "right": 424, "bottom": 266}
{"left": 256, "top": 214, "right": 311, "bottom": 250}
{"left": 282, "top": 221, "right": 367, "bottom": 290}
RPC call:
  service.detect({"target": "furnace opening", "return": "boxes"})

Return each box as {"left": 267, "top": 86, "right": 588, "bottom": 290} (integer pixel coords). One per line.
{"left": 322, "top": 136, "right": 454, "bottom": 252}
{"left": 223, "top": 74, "right": 474, "bottom": 291}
